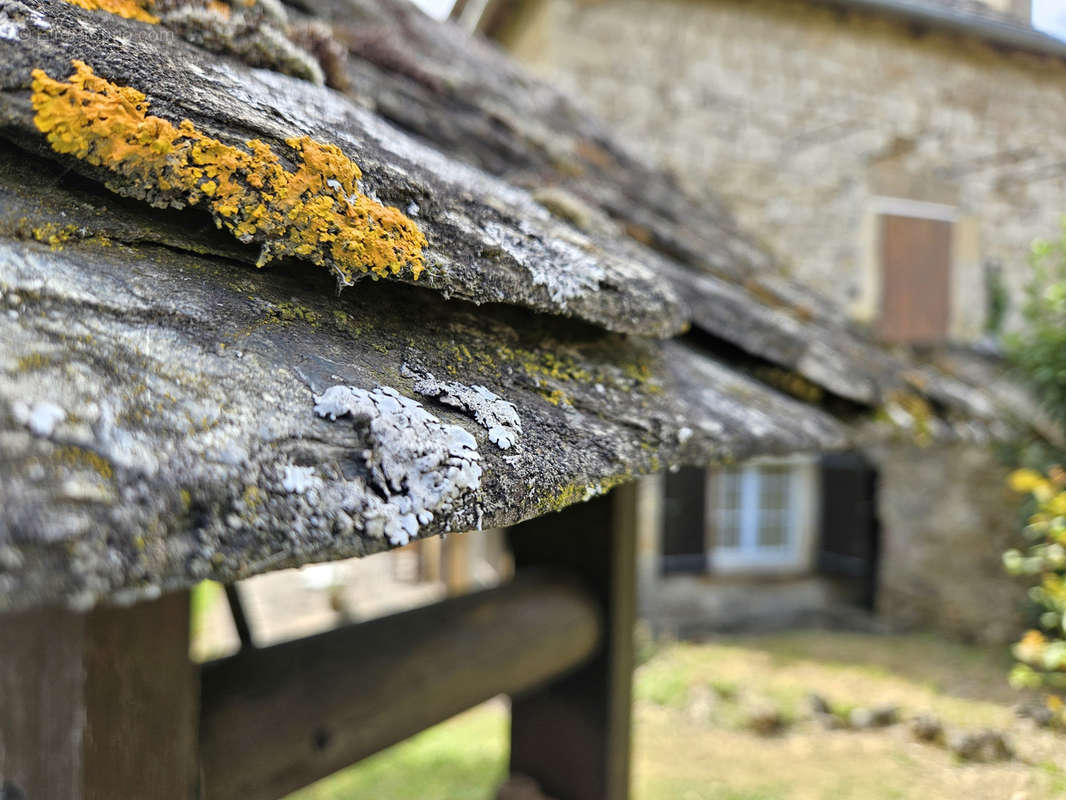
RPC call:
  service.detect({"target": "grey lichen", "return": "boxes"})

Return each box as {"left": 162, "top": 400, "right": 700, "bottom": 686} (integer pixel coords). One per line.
{"left": 312, "top": 385, "right": 482, "bottom": 545}
{"left": 158, "top": 0, "right": 325, "bottom": 86}
{"left": 481, "top": 218, "right": 606, "bottom": 307}
{"left": 281, "top": 464, "right": 317, "bottom": 494}
{"left": 403, "top": 366, "right": 523, "bottom": 450}
{"left": 60, "top": 0, "right": 349, "bottom": 90}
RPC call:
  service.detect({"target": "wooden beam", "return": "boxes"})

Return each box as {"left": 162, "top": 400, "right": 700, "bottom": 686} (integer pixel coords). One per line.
{"left": 199, "top": 572, "right": 601, "bottom": 800}
{"left": 0, "top": 591, "right": 197, "bottom": 800}
{"left": 507, "top": 485, "right": 638, "bottom": 800}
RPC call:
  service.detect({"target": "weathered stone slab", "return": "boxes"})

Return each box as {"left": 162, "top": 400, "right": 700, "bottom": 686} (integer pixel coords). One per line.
{"left": 308, "top": 0, "right": 774, "bottom": 284}
{"left": 0, "top": 146, "right": 844, "bottom": 609}
{"left": 0, "top": 0, "right": 1039, "bottom": 614}
{"left": 0, "top": 0, "right": 685, "bottom": 337}
{"left": 306, "top": 0, "right": 1033, "bottom": 439}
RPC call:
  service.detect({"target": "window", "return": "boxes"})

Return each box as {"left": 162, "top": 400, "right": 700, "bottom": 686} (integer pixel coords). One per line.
{"left": 659, "top": 456, "right": 819, "bottom": 576}
{"left": 706, "top": 458, "right": 814, "bottom": 572}
{"left": 876, "top": 200, "right": 955, "bottom": 345}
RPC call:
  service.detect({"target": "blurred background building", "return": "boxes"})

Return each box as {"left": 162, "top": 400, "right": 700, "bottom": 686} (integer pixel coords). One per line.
{"left": 454, "top": 0, "right": 1065, "bottom": 643}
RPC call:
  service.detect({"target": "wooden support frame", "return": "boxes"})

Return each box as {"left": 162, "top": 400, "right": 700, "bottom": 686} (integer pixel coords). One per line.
{"left": 199, "top": 572, "right": 601, "bottom": 800}
{"left": 0, "top": 591, "right": 197, "bottom": 800}
{"left": 507, "top": 484, "right": 638, "bottom": 800}
{"left": 1, "top": 484, "right": 636, "bottom": 800}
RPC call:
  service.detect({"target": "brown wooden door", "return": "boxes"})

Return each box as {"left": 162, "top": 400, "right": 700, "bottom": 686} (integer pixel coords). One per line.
{"left": 878, "top": 214, "right": 952, "bottom": 344}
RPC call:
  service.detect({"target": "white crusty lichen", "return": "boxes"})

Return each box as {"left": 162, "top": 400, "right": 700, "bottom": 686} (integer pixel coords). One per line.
{"left": 312, "top": 385, "right": 482, "bottom": 545}
{"left": 12, "top": 399, "right": 65, "bottom": 437}
{"left": 403, "top": 366, "right": 523, "bottom": 450}
{"left": 282, "top": 465, "right": 318, "bottom": 495}
{"left": 481, "top": 218, "right": 606, "bottom": 307}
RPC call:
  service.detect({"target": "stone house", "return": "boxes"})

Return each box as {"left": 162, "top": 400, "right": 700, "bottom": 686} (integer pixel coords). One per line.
{"left": 466, "top": 0, "right": 1066, "bottom": 642}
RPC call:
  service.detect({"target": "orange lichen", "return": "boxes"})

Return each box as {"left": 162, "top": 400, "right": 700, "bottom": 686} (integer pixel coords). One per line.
{"left": 205, "top": 0, "right": 232, "bottom": 17}
{"left": 61, "top": 0, "right": 159, "bottom": 24}
{"left": 30, "top": 60, "right": 426, "bottom": 283}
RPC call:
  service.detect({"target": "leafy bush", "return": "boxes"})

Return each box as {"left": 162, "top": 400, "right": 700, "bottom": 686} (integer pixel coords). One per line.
{"left": 1006, "top": 228, "right": 1066, "bottom": 429}
{"left": 1001, "top": 228, "right": 1066, "bottom": 722}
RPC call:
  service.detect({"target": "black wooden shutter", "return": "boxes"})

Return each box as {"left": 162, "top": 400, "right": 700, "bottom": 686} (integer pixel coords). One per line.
{"left": 817, "top": 452, "right": 879, "bottom": 609}
{"left": 661, "top": 467, "right": 708, "bottom": 574}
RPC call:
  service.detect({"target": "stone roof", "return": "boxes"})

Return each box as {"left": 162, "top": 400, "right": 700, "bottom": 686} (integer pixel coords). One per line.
{"left": 909, "top": 0, "right": 1026, "bottom": 24}
{"left": 814, "top": 0, "right": 1066, "bottom": 57}
{"left": 473, "top": 0, "right": 1066, "bottom": 60}
{"left": 0, "top": 0, "right": 1043, "bottom": 610}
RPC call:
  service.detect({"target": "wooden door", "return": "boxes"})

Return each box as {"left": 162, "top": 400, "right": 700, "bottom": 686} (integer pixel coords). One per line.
{"left": 878, "top": 214, "right": 952, "bottom": 344}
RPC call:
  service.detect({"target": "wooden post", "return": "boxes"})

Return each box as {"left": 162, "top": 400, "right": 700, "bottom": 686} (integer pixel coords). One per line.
{"left": 507, "top": 483, "right": 637, "bottom": 800}
{"left": 634, "top": 474, "right": 663, "bottom": 620}
{"left": 417, "top": 536, "right": 442, "bottom": 583}
{"left": 442, "top": 532, "right": 473, "bottom": 596}
{"left": 0, "top": 591, "right": 197, "bottom": 800}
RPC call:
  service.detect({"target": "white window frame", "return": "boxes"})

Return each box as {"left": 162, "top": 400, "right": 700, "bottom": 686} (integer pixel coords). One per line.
{"left": 705, "top": 455, "right": 819, "bottom": 575}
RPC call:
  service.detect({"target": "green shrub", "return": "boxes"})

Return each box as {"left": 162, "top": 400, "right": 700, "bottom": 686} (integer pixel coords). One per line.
{"left": 1006, "top": 226, "right": 1066, "bottom": 429}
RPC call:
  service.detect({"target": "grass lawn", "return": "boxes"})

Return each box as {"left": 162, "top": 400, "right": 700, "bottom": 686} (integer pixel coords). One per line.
{"left": 287, "top": 631, "right": 1066, "bottom": 800}
{"left": 287, "top": 700, "right": 508, "bottom": 800}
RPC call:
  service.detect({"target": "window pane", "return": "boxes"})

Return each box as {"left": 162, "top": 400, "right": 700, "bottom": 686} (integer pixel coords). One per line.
{"left": 715, "top": 468, "right": 742, "bottom": 549}
{"left": 757, "top": 466, "right": 791, "bottom": 548}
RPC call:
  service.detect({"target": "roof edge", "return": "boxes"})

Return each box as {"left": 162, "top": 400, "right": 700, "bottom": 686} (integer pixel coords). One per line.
{"left": 467, "top": 0, "right": 1066, "bottom": 62}
{"left": 812, "top": 0, "right": 1066, "bottom": 60}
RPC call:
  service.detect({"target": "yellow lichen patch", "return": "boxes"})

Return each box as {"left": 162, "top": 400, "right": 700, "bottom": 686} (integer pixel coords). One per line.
{"left": 61, "top": 0, "right": 159, "bottom": 24}
{"left": 753, "top": 365, "right": 823, "bottom": 404}
{"left": 541, "top": 388, "right": 568, "bottom": 406}
{"left": 53, "top": 445, "right": 114, "bottom": 479}
{"left": 241, "top": 484, "right": 264, "bottom": 508}
{"left": 31, "top": 222, "right": 79, "bottom": 250}
{"left": 15, "top": 353, "right": 52, "bottom": 372}
{"left": 31, "top": 61, "right": 426, "bottom": 284}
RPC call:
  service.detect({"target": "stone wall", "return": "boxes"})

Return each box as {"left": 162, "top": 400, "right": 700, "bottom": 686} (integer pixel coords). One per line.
{"left": 502, "top": 0, "right": 1066, "bottom": 337}
{"left": 644, "top": 573, "right": 867, "bottom": 636}
{"left": 870, "top": 441, "right": 1027, "bottom": 644}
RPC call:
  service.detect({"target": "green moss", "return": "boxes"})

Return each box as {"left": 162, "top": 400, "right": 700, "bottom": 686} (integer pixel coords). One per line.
{"left": 531, "top": 474, "right": 631, "bottom": 517}
{"left": 882, "top": 390, "right": 935, "bottom": 446}
{"left": 267, "top": 301, "right": 321, "bottom": 326}
{"left": 331, "top": 309, "right": 362, "bottom": 338}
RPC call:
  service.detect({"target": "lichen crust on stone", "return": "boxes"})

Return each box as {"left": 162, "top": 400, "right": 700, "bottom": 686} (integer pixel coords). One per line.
{"left": 312, "top": 385, "right": 481, "bottom": 545}
{"left": 403, "top": 365, "right": 522, "bottom": 450}
{"left": 30, "top": 61, "right": 427, "bottom": 285}
{"left": 60, "top": 0, "right": 159, "bottom": 24}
